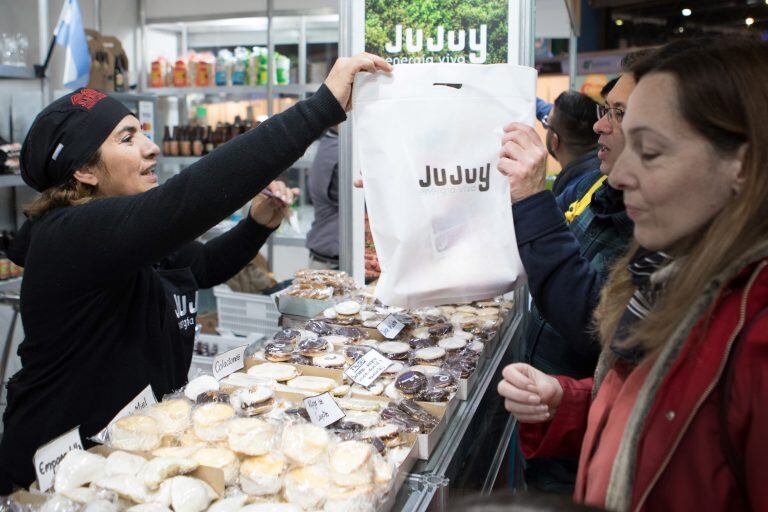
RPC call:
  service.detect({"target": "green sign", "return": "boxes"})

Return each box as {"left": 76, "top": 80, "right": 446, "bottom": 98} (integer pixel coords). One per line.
{"left": 365, "top": 0, "right": 510, "bottom": 65}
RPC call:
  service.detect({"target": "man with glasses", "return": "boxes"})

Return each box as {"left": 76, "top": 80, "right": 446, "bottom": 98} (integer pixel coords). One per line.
{"left": 498, "top": 51, "right": 651, "bottom": 493}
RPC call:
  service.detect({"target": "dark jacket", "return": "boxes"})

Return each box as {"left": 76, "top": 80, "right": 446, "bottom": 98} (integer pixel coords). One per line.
{"left": 0, "top": 85, "right": 345, "bottom": 493}
{"left": 306, "top": 129, "right": 339, "bottom": 259}
{"left": 514, "top": 172, "right": 633, "bottom": 378}
{"left": 551, "top": 149, "right": 600, "bottom": 197}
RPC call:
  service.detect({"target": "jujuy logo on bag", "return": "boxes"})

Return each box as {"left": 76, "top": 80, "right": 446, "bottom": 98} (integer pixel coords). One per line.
{"left": 419, "top": 163, "right": 491, "bottom": 193}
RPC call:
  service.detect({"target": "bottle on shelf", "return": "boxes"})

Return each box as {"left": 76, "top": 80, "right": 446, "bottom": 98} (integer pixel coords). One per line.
{"left": 179, "top": 126, "right": 192, "bottom": 157}
{"left": 169, "top": 126, "right": 180, "bottom": 156}
{"left": 192, "top": 127, "right": 204, "bottom": 157}
{"left": 204, "top": 126, "right": 214, "bottom": 155}
{"left": 114, "top": 55, "right": 126, "bottom": 92}
{"left": 162, "top": 126, "right": 172, "bottom": 156}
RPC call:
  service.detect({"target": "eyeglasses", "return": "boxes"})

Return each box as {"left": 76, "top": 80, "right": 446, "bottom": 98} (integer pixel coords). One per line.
{"left": 596, "top": 104, "right": 625, "bottom": 124}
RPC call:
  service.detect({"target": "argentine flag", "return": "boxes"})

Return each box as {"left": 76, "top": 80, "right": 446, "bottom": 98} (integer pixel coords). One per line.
{"left": 54, "top": 0, "right": 90, "bottom": 89}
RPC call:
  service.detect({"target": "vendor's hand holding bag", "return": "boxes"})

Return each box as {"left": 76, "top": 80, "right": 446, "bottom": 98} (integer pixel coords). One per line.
{"left": 353, "top": 64, "right": 536, "bottom": 307}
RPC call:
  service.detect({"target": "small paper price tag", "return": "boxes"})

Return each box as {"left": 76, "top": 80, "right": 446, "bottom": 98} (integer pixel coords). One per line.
{"left": 34, "top": 426, "right": 84, "bottom": 493}
{"left": 212, "top": 345, "right": 247, "bottom": 380}
{"left": 93, "top": 385, "right": 157, "bottom": 444}
{"left": 377, "top": 314, "right": 406, "bottom": 339}
{"left": 303, "top": 392, "right": 346, "bottom": 427}
{"left": 344, "top": 349, "right": 392, "bottom": 387}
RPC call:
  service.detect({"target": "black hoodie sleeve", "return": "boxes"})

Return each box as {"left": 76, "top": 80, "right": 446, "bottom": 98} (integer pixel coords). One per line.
{"left": 30, "top": 85, "right": 345, "bottom": 290}
{"left": 167, "top": 215, "right": 275, "bottom": 289}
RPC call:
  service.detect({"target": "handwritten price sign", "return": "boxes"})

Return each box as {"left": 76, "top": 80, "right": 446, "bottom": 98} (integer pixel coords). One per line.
{"left": 303, "top": 392, "right": 345, "bottom": 427}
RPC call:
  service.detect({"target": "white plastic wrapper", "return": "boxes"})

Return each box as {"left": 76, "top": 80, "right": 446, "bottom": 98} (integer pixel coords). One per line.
{"left": 353, "top": 63, "right": 535, "bottom": 307}
{"left": 53, "top": 450, "right": 107, "bottom": 493}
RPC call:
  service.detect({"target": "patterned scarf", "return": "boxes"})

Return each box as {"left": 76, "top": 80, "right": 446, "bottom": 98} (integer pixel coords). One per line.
{"left": 610, "top": 247, "right": 675, "bottom": 363}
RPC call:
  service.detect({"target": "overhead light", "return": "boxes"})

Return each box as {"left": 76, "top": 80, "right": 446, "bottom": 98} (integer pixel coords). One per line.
{"left": 615, "top": 19, "right": 624, "bottom": 26}
{"left": 682, "top": 8, "right": 692, "bottom": 17}
{"left": 746, "top": 17, "right": 755, "bottom": 26}
{"left": 678, "top": 26, "right": 685, "bottom": 33}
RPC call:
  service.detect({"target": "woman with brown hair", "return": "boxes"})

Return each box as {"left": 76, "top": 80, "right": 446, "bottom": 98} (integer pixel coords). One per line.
{"left": 498, "top": 37, "right": 768, "bottom": 511}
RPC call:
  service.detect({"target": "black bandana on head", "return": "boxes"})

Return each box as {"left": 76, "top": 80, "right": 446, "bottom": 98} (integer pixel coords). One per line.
{"left": 610, "top": 247, "right": 675, "bottom": 363}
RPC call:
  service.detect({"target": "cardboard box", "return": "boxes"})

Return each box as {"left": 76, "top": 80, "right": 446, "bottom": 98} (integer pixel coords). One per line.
{"left": 274, "top": 291, "right": 339, "bottom": 319}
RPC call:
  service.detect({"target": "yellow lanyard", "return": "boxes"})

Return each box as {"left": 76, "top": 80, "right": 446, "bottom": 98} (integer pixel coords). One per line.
{"left": 564, "top": 175, "right": 608, "bottom": 224}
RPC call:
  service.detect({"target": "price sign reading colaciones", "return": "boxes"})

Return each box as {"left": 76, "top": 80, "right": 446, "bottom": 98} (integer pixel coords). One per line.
{"left": 212, "top": 345, "right": 247, "bottom": 380}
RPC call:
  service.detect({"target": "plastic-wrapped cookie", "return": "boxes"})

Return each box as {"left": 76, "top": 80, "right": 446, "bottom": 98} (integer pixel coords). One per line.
{"left": 335, "top": 397, "right": 382, "bottom": 412}
{"left": 247, "top": 362, "right": 298, "bottom": 382}
{"left": 335, "top": 326, "right": 366, "bottom": 343}
{"left": 324, "top": 334, "right": 351, "bottom": 347}
{"left": 283, "top": 465, "right": 330, "bottom": 510}
{"left": 331, "top": 384, "right": 351, "bottom": 397}
{"left": 193, "top": 447, "right": 240, "bottom": 486}
{"left": 382, "top": 361, "right": 405, "bottom": 377}
{"left": 394, "top": 371, "right": 427, "bottom": 398}
{"left": 229, "top": 386, "right": 275, "bottom": 417}
{"left": 240, "top": 452, "right": 287, "bottom": 497}
{"left": 329, "top": 441, "right": 374, "bottom": 487}
{"left": 343, "top": 411, "right": 381, "bottom": 429}
{"left": 324, "top": 485, "right": 376, "bottom": 512}
{"left": 286, "top": 375, "right": 337, "bottom": 394}
{"left": 322, "top": 307, "right": 338, "bottom": 319}
{"left": 428, "top": 323, "right": 453, "bottom": 339}
{"left": 351, "top": 383, "right": 384, "bottom": 396}
{"left": 298, "top": 337, "right": 328, "bottom": 357}
{"left": 109, "top": 415, "right": 161, "bottom": 452}
{"left": 431, "top": 371, "right": 457, "bottom": 389}
{"left": 362, "top": 424, "right": 403, "bottom": 448}
{"left": 456, "top": 305, "right": 478, "bottom": 315}
{"left": 344, "top": 345, "right": 371, "bottom": 364}
{"left": 409, "top": 364, "right": 441, "bottom": 376}
{"left": 305, "top": 319, "right": 334, "bottom": 336}
{"left": 184, "top": 375, "right": 220, "bottom": 402}
{"left": 417, "top": 387, "right": 451, "bottom": 403}
{"left": 192, "top": 403, "right": 236, "bottom": 442}
{"left": 280, "top": 424, "right": 330, "bottom": 465}
{"left": 335, "top": 300, "right": 362, "bottom": 316}
{"left": 227, "top": 417, "right": 277, "bottom": 456}
{"left": 147, "top": 399, "right": 192, "bottom": 437}
{"left": 468, "top": 340, "right": 485, "bottom": 354}
{"left": 313, "top": 353, "right": 346, "bottom": 369}
{"left": 272, "top": 329, "right": 301, "bottom": 345}
{"left": 411, "top": 326, "right": 430, "bottom": 340}
{"left": 377, "top": 341, "right": 410, "bottom": 361}
{"left": 437, "top": 336, "right": 468, "bottom": 354}
{"left": 476, "top": 307, "right": 500, "bottom": 318}
{"left": 263, "top": 343, "right": 293, "bottom": 363}
{"left": 413, "top": 346, "right": 446, "bottom": 366}
{"left": 409, "top": 337, "right": 435, "bottom": 350}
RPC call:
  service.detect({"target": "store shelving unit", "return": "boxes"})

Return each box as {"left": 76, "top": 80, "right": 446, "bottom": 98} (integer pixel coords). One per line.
{"left": 146, "top": 84, "right": 321, "bottom": 97}
{"left": 0, "top": 277, "right": 22, "bottom": 293}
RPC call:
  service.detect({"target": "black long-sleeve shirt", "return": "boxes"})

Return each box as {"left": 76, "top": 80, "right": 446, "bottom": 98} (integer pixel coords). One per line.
{"left": 0, "top": 85, "right": 345, "bottom": 492}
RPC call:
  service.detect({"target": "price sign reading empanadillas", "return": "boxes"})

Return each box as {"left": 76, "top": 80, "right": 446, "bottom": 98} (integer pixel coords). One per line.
{"left": 365, "top": 0, "right": 511, "bottom": 65}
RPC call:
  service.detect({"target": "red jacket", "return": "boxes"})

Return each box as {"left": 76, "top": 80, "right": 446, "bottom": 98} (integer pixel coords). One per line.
{"left": 520, "top": 256, "right": 768, "bottom": 512}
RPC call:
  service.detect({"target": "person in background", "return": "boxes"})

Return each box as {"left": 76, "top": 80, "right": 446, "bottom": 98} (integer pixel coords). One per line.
{"left": 498, "top": 53, "right": 650, "bottom": 493}
{"left": 306, "top": 125, "right": 340, "bottom": 270}
{"left": 500, "top": 35, "right": 768, "bottom": 511}
{"left": 541, "top": 91, "right": 600, "bottom": 197}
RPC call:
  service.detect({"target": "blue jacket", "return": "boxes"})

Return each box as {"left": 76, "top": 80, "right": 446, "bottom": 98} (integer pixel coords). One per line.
{"left": 513, "top": 172, "right": 633, "bottom": 377}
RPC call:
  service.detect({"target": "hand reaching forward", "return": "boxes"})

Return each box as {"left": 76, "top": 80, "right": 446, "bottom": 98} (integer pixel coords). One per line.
{"left": 497, "top": 123, "right": 548, "bottom": 203}
{"left": 324, "top": 53, "right": 393, "bottom": 112}
{"left": 497, "top": 363, "right": 563, "bottom": 423}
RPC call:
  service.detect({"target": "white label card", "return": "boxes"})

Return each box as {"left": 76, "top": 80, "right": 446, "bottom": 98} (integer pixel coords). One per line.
{"left": 344, "top": 349, "right": 392, "bottom": 387}
{"left": 377, "top": 314, "right": 406, "bottom": 339}
{"left": 303, "top": 392, "right": 346, "bottom": 428}
{"left": 93, "top": 385, "right": 157, "bottom": 444}
{"left": 212, "top": 345, "right": 247, "bottom": 380}
{"left": 34, "top": 426, "right": 84, "bottom": 493}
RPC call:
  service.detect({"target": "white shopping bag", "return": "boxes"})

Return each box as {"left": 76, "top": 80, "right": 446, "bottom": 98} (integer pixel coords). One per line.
{"left": 352, "top": 64, "right": 536, "bottom": 307}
